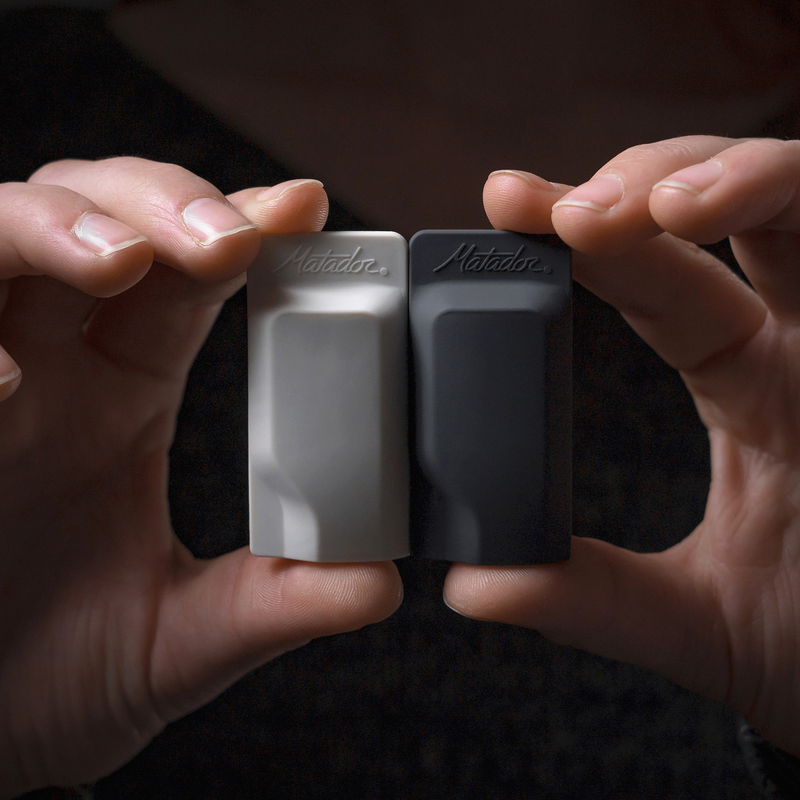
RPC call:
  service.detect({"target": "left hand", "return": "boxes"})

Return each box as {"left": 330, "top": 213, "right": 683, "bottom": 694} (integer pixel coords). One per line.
{"left": 0, "top": 158, "right": 403, "bottom": 797}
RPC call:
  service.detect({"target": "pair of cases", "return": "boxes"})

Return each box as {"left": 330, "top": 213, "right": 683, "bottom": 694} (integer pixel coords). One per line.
{"left": 247, "top": 230, "right": 571, "bottom": 565}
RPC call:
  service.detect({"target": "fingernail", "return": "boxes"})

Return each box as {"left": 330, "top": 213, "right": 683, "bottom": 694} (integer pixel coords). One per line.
{"left": 257, "top": 179, "right": 324, "bottom": 202}
{"left": 0, "top": 345, "right": 21, "bottom": 391}
{"left": 442, "top": 592, "right": 463, "bottom": 615}
{"left": 0, "top": 365, "right": 21, "bottom": 388}
{"left": 552, "top": 173, "right": 624, "bottom": 212}
{"left": 182, "top": 198, "right": 256, "bottom": 245}
{"left": 653, "top": 160, "right": 724, "bottom": 195}
{"left": 75, "top": 213, "right": 148, "bottom": 256}
{"left": 487, "top": 169, "right": 560, "bottom": 191}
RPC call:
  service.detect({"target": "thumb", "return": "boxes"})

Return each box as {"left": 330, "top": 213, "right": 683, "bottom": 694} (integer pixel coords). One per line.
{"left": 150, "top": 548, "right": 403, "bottom": 721}
{"left": 443, "top": 536, "right": 728, "bottom": 700}
{"left": 0, "top": 344, "right": 21, "bottom": 401}
{"left": 0, "top": 283, "right": 20, "bottom": 402}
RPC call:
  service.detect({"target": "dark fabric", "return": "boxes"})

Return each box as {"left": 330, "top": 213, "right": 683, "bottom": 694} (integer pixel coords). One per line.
{"left": 1, "top": 7, "right": 779, "bottom": 799}
{"left": 738, "top": 721, "right": 800, "bottom": 799}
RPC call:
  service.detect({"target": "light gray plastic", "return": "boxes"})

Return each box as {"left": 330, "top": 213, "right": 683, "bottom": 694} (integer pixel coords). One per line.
{"left": 247, "top": 231, "right": 409, "bottom": 561}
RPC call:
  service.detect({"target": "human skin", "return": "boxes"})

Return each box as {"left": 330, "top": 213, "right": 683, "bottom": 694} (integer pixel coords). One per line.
{"left": 109, "top": 0, "right": 800, "bottom": 235}
{"left": 97, "top": 10, "right": 800, "bottom": 766}
{"left": 4, "top": 135, "right": 800, "bottom": 793}
{"left": 446, "top": 135, "right": 800, "bottom": 758}
{"left": 0, "top": 160, "right": 403, "bottom": 796}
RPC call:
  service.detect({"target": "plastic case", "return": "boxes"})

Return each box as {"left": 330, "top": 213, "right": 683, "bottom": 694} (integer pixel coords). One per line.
{"left": 409, "top": 230, "right": 572, "bottom": 565}
{"left": 247, "top": 231, "right": 409, "bottom": 561}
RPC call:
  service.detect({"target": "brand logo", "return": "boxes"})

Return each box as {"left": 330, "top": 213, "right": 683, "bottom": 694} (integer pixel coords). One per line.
{"left": 274, "top": 246, "right": 388, "bottom": 276}
{"left": 432, "top": 244, "right": 552, "bottom": 274}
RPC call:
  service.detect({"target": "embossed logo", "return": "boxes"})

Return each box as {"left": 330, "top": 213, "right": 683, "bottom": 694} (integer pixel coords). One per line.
{"left": 274, "top": 246, "right": 388, "bottom": 276}
{"left": 432, "top": 244, "right": 552, "bottom": 274}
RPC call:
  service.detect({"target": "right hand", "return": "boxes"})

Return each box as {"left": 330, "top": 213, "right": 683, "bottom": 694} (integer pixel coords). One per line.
{"left": 446, "top": 136, "right": 800, "bottom": 758}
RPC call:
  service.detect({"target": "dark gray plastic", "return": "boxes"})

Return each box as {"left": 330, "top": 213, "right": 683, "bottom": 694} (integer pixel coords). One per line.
{"left": 409, "top": 230, "right": 571, "bottom": 565}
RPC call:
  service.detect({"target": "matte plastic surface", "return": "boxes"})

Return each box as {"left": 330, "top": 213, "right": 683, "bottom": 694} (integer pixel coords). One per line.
{"left": 248, "top": 232, "right": 409, "bottom": 561}
{"left": 409, "top": 230, "right": 571, "bottom": 565}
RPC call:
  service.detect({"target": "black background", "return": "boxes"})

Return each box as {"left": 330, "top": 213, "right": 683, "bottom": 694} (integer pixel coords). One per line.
{"left": 4, "top": 8, "right": 786, "bottom": 798}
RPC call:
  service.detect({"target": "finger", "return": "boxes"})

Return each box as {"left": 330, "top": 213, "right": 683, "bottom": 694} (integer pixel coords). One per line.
{"left": 0, "top": 183, "right": 152, "bottom": 295}
{"left": 0, "top": 277, "right": 101, "bottom": 356}
{"left": 649, "top": 138, "right": 800, "bottom": 323}
{"left": 483, "top": 169, "right": 766, "bottom": 372}
{"left": 81, "top": 263, "right": 238, "bottom": 383}
{"left": 29, "top": 158, "right": 260, "bottom": 283}
{"left": 228, "top": 178, "right": 329, "bottom": 233}
{"left": 0, "top": 184, "right": 152, "bottom": 391}
{"left": 0, "top": 283, "right": 19, "bottom": 401}
{"left": 0, "top": 285, "right": 20, "bottom": 401}
{"left": 83, "top": 179, "right": 331, "bottom": 381}
{"left": 0, "top": 346, "right": 20, "bottom": 401}
{"left": 550, "top": 136, "right": 742, "bottom": 255}
{"left": 150, "top": 549, "right": 403, "bottom": 721}
{"left": 0, "top": 358, "right": 22, "bottom": 403}
{"left": 730, "top": 231, "right": 800, "bottom": 325}
{"left": 575, "top": 235, "right": 766, "bottom": 372}
{"left": 483, "top": 169, "right": 569, "bottom": 233}
{"left": 443, "top": 537, "right": 730, "bottom": 702}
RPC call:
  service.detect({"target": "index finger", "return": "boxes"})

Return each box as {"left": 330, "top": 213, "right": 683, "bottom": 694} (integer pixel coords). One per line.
{"left": 30, "top": 157, "right": 260, "bottom": 283}
{"left": 0, "top": 283, "right": 20, "bottom": 401}
{"left": 483, "top": 167, "right": 765, "bottom": 372}
{"left": 484, "top": 136, "right": 742, "bottom": 254}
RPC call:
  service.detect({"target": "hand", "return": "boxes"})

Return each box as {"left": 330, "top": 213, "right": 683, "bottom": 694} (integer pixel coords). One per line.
{"left": 445, "top": 137, "right": 800, "bottom": 756}
{"left": 0, "top": 158, "right": 403, "bottom": 797}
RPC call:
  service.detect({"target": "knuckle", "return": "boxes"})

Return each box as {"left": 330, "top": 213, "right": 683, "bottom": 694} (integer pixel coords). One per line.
{"left": 737, "top": 138, "right": 800, "bottom": 164}
{"left": 607, "top": 139, "right": 694, "bottom": 168}
{"left": 603, "top": 136, "right": 735, "bottom": 178}
{"left": 94, "top": 158, "right": 220, "bottom": 220}
{"left": 27, "top": 158, "right": 82, "bottom": 183}
{"left": 0, "top": 183, "right": 87, "bottom": 229}
{"left": 99, "top": 156, "right": 208, "bottom": 190}
{"left": 0, "top": 182, "right": 28, "bottom": 207}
